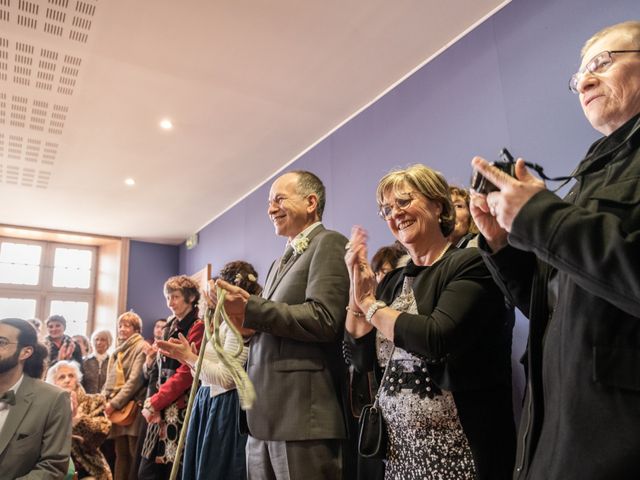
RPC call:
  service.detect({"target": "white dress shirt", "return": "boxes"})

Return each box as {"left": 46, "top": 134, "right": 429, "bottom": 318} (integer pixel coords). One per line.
{"left": 0, "top": 374, "right": 24, "bottom": 434}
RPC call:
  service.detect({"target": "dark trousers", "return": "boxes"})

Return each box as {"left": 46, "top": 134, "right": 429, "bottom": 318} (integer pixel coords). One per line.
{"left": 138, "top": 455, "right": 174, "bottom": 480}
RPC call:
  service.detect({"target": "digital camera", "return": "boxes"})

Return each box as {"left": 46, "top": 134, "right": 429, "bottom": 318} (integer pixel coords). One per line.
{"left": 470, "top": 148, "right": 515, "bottom": 195}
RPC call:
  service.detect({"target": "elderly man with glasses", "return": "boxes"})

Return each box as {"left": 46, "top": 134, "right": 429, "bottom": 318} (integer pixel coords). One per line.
{"left": 470, "top": 21, "right": 640, "bottom": 479}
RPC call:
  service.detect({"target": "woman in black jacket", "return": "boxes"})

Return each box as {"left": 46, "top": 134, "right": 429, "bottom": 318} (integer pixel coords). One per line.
{"left": 344, "top": 164, "right": 515, "bottom": 479}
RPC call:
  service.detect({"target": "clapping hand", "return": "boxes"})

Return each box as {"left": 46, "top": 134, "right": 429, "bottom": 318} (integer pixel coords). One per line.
{"left": 345, "top": 226, "right": 377, "bottom": 312}
{"left": 142, "top": 341, "right": 159, "bottom": 368}
{"left": 58, "top": 340, "right": 75, "bottom": 361}
{"left": 157, "top": 333, "right": 198, "bottom": 366}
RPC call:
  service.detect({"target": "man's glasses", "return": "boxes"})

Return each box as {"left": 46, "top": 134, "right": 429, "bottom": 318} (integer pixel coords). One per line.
{"left": 569, "top": 49, "right": 640, "bottom": 93}
{"left": 0, "top": 337, "right": 18, "bottom": 348}
{"left": 378, "top": 192, "right": 417, "bottom": 220}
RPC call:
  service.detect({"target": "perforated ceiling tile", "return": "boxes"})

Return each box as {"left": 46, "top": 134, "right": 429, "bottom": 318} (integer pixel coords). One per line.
{"left": 0, "top": 0, "right": 98, "bottom": 191}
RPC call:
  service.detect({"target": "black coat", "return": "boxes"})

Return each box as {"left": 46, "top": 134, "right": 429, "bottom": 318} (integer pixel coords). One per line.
{"left": 481, "top": 113, "right": 640, "bottom": 479}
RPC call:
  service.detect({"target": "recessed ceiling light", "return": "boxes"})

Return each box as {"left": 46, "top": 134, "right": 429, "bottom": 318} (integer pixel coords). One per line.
{"left": 124, "top": 178, "right": 136, "bottom": 186}
{"left": 160, "top": 119, "right": 173, "bottom": 130}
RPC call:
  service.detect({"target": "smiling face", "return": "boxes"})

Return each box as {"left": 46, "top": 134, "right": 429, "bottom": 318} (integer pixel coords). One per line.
{"left": 577, "top": 29, "right": 640, "bottom": 135}
{"left": 46, "top": 320, "right": 64, "bottom": 340}
{"left": 381, "top": 182, "right": 443, "bottom": 250}
{"left": 268, "top": 173, "right": 318, "bottom": 241}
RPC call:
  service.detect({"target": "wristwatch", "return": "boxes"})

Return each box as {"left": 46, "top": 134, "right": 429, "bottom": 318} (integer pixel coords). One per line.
{"left": 366, "top": 300, "right": 387, "bottom": 324}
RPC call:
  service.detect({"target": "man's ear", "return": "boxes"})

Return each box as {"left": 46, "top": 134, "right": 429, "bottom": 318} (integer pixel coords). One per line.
{"left": 19, "top": 345, "right": 33, "bottom": 362}
{"left": 306, "top": 193, "right": 319, "bottom": 215}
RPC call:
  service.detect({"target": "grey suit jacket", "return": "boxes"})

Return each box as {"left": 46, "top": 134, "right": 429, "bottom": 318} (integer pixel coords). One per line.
{"left": 0, "top": 375, "right": 72, "bottom": 480}
{"left": 244, "top": 225, "right": 350, "bottom": 441}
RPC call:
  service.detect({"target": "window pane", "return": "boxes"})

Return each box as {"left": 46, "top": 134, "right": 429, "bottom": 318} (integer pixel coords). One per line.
{"left": 49, "top": 300, "right": 89, "bottom": 336}
{"left": 52, "top": 248, "right": 93, "bottom": 289}
{"left": 0, "top": 242, "right": 42, "bottom": 285}
{"left": 0, "top": 297, "right": 37, "bottom": 319}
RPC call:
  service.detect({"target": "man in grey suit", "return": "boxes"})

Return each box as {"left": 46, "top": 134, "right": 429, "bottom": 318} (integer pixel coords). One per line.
{"left": 0, "top": 318, "right": 72, "bottom": 479}
{"left": 218, "top": 170, "right": 350, "bottom": 479}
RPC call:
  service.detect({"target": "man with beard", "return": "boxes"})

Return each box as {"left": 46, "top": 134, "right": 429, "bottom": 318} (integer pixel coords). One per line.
{"left": 0, "top": 317, "right": 72, "bottom": 479}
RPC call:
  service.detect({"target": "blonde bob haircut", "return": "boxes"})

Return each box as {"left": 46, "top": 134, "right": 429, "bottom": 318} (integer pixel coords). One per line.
{"left": 117, "top": 310, "right": 142, "bottom": 333}
{"left": 581, "top": 20, "right": 640, "bottom": 57}
{"left": 376, "top": 164, "right": 455, "bottom": 237}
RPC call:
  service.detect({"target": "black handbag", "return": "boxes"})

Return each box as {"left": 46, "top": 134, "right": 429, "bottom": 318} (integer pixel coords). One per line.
{"left": 357, "top": 347, "right": 395, "bottom": 459}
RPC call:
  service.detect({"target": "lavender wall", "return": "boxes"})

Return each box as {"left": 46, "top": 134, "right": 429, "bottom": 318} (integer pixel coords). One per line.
{"left": 127, "top": 240, "right": 179, "bottom": 339}
{"left": 179, "top": 0, "right": 640, "bottom": 417}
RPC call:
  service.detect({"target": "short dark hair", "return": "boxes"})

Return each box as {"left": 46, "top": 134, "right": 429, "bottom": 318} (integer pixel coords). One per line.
{"left": 371, "top": 244, "right": 407, "bottom": 274}
{"left": 164, "top": 275, "right": 201, "bottom": 307}
{"left": 291, "top": 170, "right": 326, "bottom": 220}
{"left": 46, "top": 314, "right": 66, "bottom": 329}
{"left": 0, "top": 318, "right": 48, "bottom": 378}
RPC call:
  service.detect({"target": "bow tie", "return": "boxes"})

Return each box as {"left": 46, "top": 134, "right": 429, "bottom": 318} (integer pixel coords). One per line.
{"left": 0, "top": 390, "right": 16, "bottom": 406}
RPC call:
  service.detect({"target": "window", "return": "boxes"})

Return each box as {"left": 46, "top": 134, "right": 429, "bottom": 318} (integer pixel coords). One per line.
{"left": 0, "top": 238, "right": 97, "bottom": 336}
{"left": 0, "top": 242, "right": 42, "bottom": 285}
{"left": 0, "top": 297, "right": 37, "bottom": 319}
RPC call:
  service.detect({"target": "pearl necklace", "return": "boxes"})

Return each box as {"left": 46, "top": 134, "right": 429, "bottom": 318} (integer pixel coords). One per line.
{"left": 430, "top": 242, "right": 451, "bottom": 266}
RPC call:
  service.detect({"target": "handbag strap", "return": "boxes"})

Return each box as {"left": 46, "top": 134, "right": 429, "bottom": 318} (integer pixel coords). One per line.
{"left": 372, "top": 345, "right": 395, "bottom": 409}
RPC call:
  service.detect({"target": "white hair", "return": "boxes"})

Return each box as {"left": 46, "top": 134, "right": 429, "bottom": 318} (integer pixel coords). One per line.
{"left": 45, "top": 360, "right": 83, "bottom": 385}
{"left": 91, "top": 329, "right": 113, "bottom": 347}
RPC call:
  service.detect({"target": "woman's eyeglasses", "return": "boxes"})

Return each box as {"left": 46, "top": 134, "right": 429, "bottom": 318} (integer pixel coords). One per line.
{"left": 378, "top": 193, "right": 417, "bottom": 220}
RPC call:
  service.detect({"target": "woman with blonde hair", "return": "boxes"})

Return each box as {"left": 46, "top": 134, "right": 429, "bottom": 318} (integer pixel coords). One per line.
{"left": 345, "top": 164, "right": 515, "bottom": 479}
{"left": 103, "top": 311, "right": 146, "bottom": 479}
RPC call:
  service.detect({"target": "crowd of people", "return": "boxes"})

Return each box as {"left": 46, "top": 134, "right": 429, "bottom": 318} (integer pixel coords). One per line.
{"left": 0, "top": 20, "right": 639, "bottom": 480}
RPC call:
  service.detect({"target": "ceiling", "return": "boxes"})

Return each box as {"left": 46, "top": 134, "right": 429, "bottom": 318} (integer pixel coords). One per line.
{"left": 0, "top": 0, "right": 508, "bottom": 244}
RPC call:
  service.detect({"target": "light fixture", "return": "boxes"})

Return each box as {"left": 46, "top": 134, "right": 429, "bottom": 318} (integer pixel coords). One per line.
{"left": 160, "top": 118, "right": 173, "bottom": 130}
{"left": 124, "top": 178, "right": 136, "bottom": 186}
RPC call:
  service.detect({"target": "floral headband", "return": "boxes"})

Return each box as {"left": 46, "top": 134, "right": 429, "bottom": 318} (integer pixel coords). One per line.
{"left": 234, "top": 272, "right": 257, "bottom": 285}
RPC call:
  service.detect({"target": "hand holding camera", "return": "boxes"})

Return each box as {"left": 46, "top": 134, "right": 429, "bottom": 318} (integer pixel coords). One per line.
{"left": 469, "top": 150, "right": 546, "bottom": 251}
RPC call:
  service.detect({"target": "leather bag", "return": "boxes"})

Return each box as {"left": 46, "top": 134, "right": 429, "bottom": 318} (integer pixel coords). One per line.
{"left": 108, "top": 351, "right": 139, "bottom": 426}
{"left": 109, "top": 400, "right": 139, "bottom": 426}
{"left": 356, "top": 346, "right": 395, "bottom": 459}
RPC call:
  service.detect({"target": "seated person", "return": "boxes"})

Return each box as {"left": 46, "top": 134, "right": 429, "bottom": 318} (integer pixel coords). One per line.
{"left": 47, "top": 360, "right": 112, "bottom": 480}
{"left": 0, "top": 317, "right": 71, "bottom": 479}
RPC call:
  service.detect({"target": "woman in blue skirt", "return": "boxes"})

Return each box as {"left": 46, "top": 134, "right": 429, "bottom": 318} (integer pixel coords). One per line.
{"left": 158, "top": 261, "right": 261, "bottom": 480}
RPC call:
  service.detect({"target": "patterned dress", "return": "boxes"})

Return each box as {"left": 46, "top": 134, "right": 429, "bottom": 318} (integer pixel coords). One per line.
{"left": 377, "top": 277, "right": 476, "bottom": 480}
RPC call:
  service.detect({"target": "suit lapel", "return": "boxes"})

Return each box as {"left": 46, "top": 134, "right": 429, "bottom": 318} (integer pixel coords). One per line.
{"left": 264, "top": 225, "right": 325, "bottom": 299}
{"left": 0, "top": 376, "right": 35, "bottom": 455}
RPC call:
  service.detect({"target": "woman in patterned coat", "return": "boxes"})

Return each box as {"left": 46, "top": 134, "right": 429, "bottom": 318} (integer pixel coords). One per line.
{"left": 47, "top": 360, "right": 112, "bottom": 480}
{"left": 138, "top": 275, "right": 204, "bottom": 480}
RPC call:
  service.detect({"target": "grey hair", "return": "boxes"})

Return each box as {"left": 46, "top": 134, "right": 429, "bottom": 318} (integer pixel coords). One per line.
{"left": 581, "top": 21, "right": 640, "bottom": 57}
{"left": 290, "top": 170, "right": 326, "bottom": 220}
